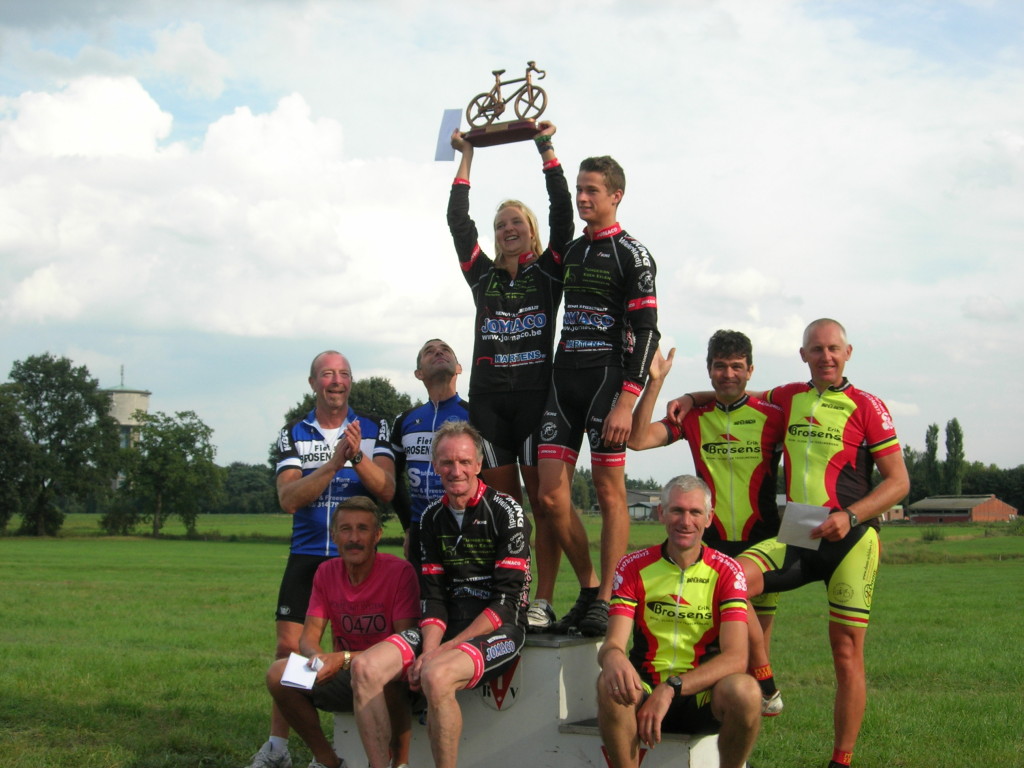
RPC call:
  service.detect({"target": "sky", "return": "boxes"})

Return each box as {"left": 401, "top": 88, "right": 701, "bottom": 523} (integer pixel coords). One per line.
{"left": 1, "top": 0, "right": 1022, "bottom": 486}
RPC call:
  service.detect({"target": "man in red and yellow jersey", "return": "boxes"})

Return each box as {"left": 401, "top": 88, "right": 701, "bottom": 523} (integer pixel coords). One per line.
{"left": 596, "top": 475, "right": 761, "bottom": 768}
{"left": 629, "top": 330, "right": 786, "bottom": 715}
{"left": 668, "top": 318, "right": 910, "bottom": 768}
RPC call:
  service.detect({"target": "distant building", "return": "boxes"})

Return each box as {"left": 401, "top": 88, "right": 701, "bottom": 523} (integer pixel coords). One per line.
{"left": 907, "top": 494, "right": 1018, "bottom": 524}
{"left": 627, "top": 489, "right": 661, "bottom": 521}
{"left": 103, "top": 368, "right": 152, "bottom": 449}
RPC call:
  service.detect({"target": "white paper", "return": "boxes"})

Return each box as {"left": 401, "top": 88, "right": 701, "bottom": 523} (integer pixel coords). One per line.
{"left": 776, "top": 502, "right": 830, "bottom": 550}
{"left": 435, "top": 109, "right": 462, "bottom": 161}
{"left": 281, "top": 652, "right": 322, "bottom": 690}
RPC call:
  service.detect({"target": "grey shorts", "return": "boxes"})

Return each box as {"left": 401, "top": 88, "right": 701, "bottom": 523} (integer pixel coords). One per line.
{"left": 309, "top": 668, "right": 354, "bottom": 713}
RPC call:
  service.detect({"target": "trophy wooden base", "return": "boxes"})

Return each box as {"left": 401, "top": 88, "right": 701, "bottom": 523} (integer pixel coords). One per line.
{"left": 464, "top": 119, "right": 540, "bottom": 147}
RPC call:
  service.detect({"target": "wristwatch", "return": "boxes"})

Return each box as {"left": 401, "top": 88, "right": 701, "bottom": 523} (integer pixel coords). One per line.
{"left": 350, "top": 451, "right": 363, "bottom": 466}
{"left": 843, "top": 509, "right": 859, "bottom": 527}
{"left": 666, "top": 675, "right": 683, "bottom": 699}
{"left": 342, "top": 650, "right": 352, "bottom": 670}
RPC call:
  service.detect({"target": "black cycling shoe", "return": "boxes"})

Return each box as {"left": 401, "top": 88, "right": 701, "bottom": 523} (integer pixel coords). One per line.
{"left": 578, "top": 599, "right": 609, "bottom": 636}
{"left": 551, "top": 588, "right": 598, "bottom": 634}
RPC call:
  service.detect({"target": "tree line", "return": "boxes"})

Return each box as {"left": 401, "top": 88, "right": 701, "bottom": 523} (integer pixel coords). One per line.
{"left": 4, "top": 353, "right": 1021, "bottom": 536}
{"left": 0, "top": 353, "right": 419, "bottom": 537}
{"left": 902, "top": 418, "right": 1024, "bottom": 511}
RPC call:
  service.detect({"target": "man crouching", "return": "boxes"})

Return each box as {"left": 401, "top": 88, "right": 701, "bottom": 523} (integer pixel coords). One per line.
{"left": 597, "top": 475, "right": 760, "bottom": 768}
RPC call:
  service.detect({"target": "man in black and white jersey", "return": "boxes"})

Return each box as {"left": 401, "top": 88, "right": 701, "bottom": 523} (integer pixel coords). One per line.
{"left": 352, "top": 421, "right": 531, "bottom": 768}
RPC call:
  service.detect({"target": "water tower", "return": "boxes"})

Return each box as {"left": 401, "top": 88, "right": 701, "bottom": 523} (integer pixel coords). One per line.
{"left": 103, "top": 366, "right": 152, "bottom": 449}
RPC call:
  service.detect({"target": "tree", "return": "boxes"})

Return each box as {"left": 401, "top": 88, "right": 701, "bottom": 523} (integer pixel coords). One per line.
{"left": 6, "top": 354, "right": 120, "bottom": 536}
{"left": 625, "top": 475, "right": 662, "bottom": 491}
{"left": 924, "top": 423, "right": 941, "bottom": 497}
{"left": 214, "top": 462, "right": 278, "bottom": 515}
{"left": 902, "top": 445, "right": 923, "bottom": 504}
{"left": 350, "top": 376, "right": 416, "bottom": 425}
{"left": 943, "top": 418, "right": 965, "bottom": 495}
{"left": 571, "top": 467, "right": 595, "bottom": 512}
{"left": 118, "top": 410, "right": 224, "bottom": 536}
{"left": 0, "top": 389, "right": 33, "bottom": 532}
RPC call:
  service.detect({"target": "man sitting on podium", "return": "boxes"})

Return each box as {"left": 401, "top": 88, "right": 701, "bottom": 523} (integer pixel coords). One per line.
{"left": 596, "top": 475, "right": 760, "bottom": 768}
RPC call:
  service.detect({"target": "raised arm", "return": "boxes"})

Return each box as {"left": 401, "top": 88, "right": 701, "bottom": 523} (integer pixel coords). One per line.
{"left": 451, "top": 128, "right": 474, "bottom": 181}
{"left": 534, "top": 121, "right": 574, "bottom": 258}
{"left": 628, "top": 347, "right": 677, "bottom": 451}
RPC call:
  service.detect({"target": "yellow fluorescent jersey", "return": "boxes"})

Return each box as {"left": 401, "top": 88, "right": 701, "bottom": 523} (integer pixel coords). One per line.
{"left": 658, "top": 394, "right": 784, "bottom": 543}
{"left": 609, "top": 544, "right": 748, "bottom": 686}
{"left": 765, "top": 380, "right": 901, "bottom": 525}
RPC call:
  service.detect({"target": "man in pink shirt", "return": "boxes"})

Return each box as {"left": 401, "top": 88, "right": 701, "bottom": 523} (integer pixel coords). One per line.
{"left": 263, "top": 496, "right": 420, "bottom": 768}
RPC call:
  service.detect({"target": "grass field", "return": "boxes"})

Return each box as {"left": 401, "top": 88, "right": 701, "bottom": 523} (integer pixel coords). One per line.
{"left": 1, "top": 514, "right": 1022, "bottom": 768}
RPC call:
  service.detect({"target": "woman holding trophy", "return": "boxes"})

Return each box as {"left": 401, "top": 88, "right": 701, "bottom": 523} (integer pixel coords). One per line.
{"left": 447, "top": 121, "right": 573, "bottom": 631}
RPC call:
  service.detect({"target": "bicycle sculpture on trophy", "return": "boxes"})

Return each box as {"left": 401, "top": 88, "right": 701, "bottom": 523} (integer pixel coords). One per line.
{"left": 462, "top": 61, "right": 549, "bottom": 147}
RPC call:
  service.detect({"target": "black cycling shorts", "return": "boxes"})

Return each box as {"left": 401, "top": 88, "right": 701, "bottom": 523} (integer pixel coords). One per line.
{"left": 275, "top": 553, "right": 331, "bottom": 623}
{"left": 470, "top": 390, "right": 547, "bottom": 468}
{"left": 538, "top": 366, "right": 626, "bottom": 463}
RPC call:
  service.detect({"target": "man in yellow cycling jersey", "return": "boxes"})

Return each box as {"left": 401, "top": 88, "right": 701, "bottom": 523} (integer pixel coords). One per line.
{"left": 596, "top": 475, "right": 760, "bottom": 768}
{"left": 629, "top": 330, "right": 786, "bottom": 716}
{"left": 667, "top": 319, "right": 909, "bottom": 768}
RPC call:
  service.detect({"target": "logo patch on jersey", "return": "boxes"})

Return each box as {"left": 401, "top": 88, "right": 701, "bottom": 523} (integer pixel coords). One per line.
{"left": 718, "top": 433, "right": 740, "bottom": 442}
{"left": 637, "top": 270, "right": 654, "bottom": 293}
{"left": 540, "top": 422, "right": 558, "bottom": 441}
{"left": 508, "top": 532, "right": 526, "bottom": 555}
{"left": 588, "top": 429, "right": 601, "bottom": 449}
{"left": 647, "top": 599, "right": 712, "bottom": 620}
{"left": 804, "top": 416, "right": 822, "bottom": 426}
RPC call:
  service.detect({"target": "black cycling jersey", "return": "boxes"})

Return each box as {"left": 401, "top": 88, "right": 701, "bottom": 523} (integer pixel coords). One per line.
{"left": 447, "top": 162, "right": 573, "bottom": 396}
{"left": 418, "top": 482, "right": 531, "bottom": 635}
{"left": 554, "top": 224, "right": 660, "bottom": 393}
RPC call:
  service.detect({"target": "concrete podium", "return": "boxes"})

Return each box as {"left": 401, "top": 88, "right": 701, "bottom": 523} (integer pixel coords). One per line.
{"left": 333, "top": 634, "right": 721, "bottom": 767}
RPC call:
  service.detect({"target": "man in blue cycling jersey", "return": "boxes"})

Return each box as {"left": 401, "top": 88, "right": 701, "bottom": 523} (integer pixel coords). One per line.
{"left": 391, "top": 339, "right": 473, "bottom": 569}
{"left": 245, "top": 350, "right": 396, "bottom": 768}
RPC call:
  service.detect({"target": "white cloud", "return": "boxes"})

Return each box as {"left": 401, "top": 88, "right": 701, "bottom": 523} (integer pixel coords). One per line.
{"left": 149, "top": 22, "right": 229, "bottom": 99}
{"left": 0, "top": 75, "right": 171, "bottom": 157}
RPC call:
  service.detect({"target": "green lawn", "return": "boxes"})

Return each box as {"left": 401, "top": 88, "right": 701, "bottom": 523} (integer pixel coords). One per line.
{"left": 1, "top": 517, "right": 1021, "bottom": 767}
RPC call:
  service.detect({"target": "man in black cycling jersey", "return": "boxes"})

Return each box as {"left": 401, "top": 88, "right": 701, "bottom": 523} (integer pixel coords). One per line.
{"left": 352, "top": 421, "right": 530, "bottom": 768}
{"left": 535, "top": 155, "right": 659, "bottom": 636}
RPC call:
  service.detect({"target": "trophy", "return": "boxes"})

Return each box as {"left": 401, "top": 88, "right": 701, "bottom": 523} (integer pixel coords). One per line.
{"left": 462, "top": 61, "right": 548, "bottom": 147}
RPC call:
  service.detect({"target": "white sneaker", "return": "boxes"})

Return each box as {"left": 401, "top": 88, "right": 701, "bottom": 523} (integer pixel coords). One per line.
{"left": 307, "top": 761, "right": 348, "bottom": 768}
{"left": 526, "top": 598, "right": 556, "bottom": 632}
{"left": 245, "top": 742, "right": 292, "bottom": 768}
{"left": 761, "top": 689, "right": 784, "bottom": 716}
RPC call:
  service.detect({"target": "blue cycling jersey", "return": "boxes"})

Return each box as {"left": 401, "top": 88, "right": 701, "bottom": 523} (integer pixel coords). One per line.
{"left": 275, "top": 407, "right": 393, "bottom": 556}
{"left": 390, "top": 394, "right": 471, "bottom": 528}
